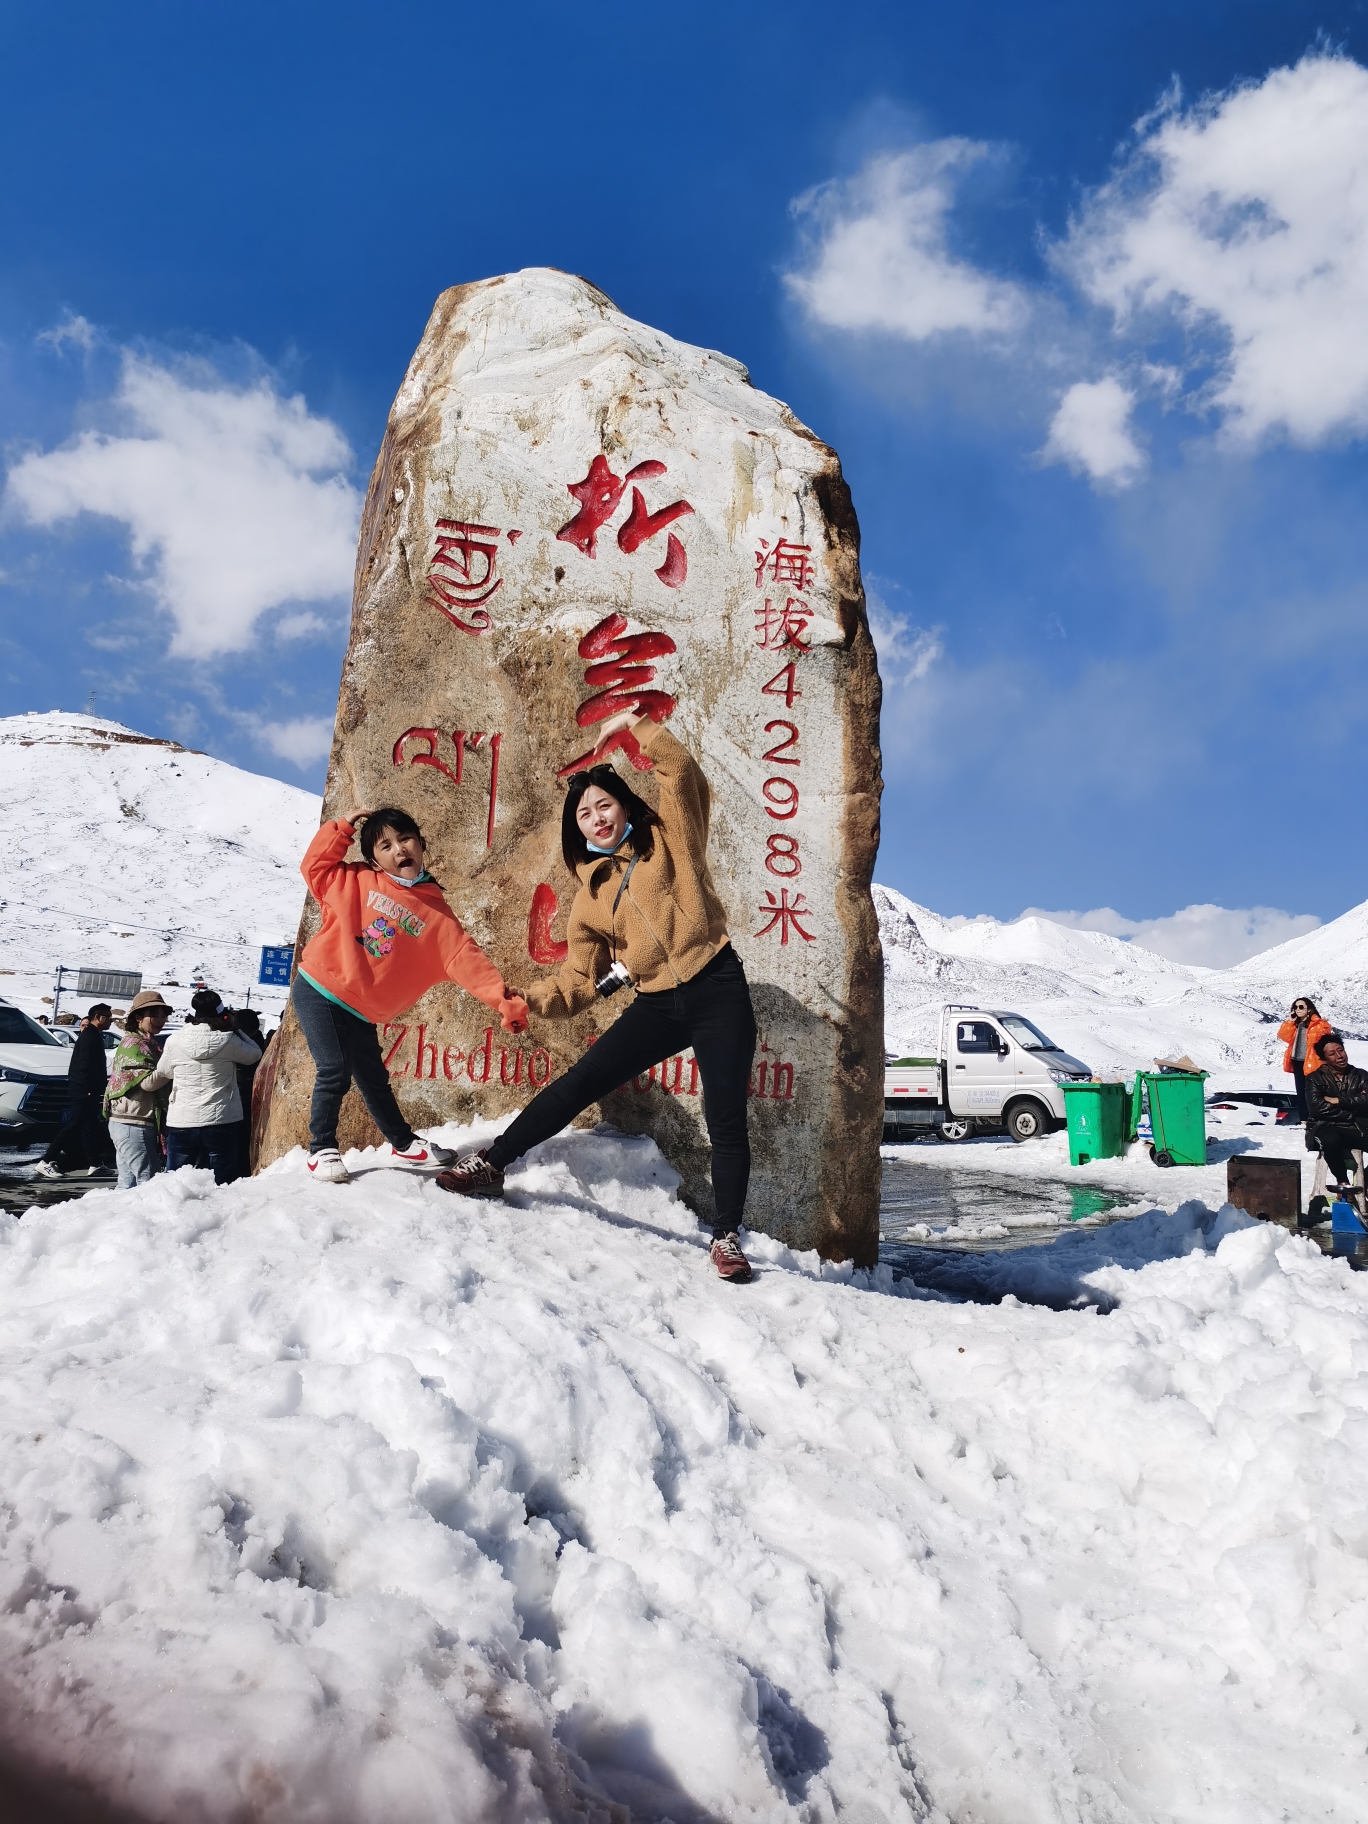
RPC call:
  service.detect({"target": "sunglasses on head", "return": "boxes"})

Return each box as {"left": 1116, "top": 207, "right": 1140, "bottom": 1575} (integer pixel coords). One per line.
{"left": 564, "top": 764, "right": 619, "bottom": 791}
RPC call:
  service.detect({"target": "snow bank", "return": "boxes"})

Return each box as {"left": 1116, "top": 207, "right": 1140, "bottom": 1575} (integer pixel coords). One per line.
{"left": 2, "top": 1125, "right": 1367, "bottom": 1821}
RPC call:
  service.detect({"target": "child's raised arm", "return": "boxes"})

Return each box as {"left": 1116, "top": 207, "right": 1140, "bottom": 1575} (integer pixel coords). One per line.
{"left": 301, "top": 817, "right": 360, "bottom": 899}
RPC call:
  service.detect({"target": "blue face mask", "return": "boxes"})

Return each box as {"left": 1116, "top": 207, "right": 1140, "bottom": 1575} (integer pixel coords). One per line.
{"left": 586, "top": 821, "right": 633, "bottom": 856}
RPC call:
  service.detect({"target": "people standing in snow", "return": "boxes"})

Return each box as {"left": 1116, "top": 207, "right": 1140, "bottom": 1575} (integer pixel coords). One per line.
{"left": 35, "top": 1002, "right": 116, "bottom": 1179}
{"left": 438, "top": 712, "right": 758, "bottom": 1284}
{"left": 103, "top": 990, "right": 173, "bottom": 1187}
{"left": 292, "top": 806, "right": 529, "bottom": 1184}
{"left": 1303, "top": 1034, "right": 1368, "bottom": 1210}
{"left": 143, "top": 989, "right": 261, "bottom": 1184}
{"left": 1278, "top": 997, "right": 1333, "bottom": 1122}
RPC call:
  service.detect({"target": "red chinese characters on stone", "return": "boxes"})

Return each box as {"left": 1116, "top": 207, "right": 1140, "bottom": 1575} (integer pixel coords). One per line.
{"left": 755, "top": 888, "right": 817, "bottom": 945}
{"left": 557, "top": 456, "right": 693, "bottom": 587}
{"left": 750, "top": 541, "right": 819, "bottom": 938}
{"left": 425, "top": 520, "right": 518, "bottom": 634}
{"left": 754, "top": 597, "right": 813, "bottom": 653}
{"left": 528, "top": 883, "right": 570, "bottom": 964}
{"left": 557, "top": 612, "right": 678, "bottom": 776}
{"left": 393, "top": 728, "right": 502, "bottom": 847}
{"left": 755, "top": 538, "right": 815, "bottom": 593}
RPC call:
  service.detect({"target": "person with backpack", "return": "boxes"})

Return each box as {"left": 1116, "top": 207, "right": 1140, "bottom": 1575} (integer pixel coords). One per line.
{"left": 437, "top": 712, "right": 758, "bottom": 1284}
{"left": 103, "top": 990, "right": 173, "bottom": 1187}
{"left": 143, "top": 989, "right": 261, "bottom": 1183}
{"left": 292, "top": 805, "right": 529, "bottom": 1183}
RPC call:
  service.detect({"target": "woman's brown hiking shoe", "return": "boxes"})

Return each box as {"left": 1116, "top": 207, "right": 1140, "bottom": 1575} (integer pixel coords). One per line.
{"left": 709, "top": 1231, "right": 752, "bottom": 1282}
{"left": 434, "top": 1151, "right": 506, "bottom": 1198}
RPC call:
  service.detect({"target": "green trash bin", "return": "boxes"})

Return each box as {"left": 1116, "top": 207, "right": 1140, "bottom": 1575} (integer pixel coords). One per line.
{"left": 1062, "top": 1081, "right": 1130, "bottom": 1165}
{"left": 1133, "top": 1069, "right": 1209, "bottom": 1167}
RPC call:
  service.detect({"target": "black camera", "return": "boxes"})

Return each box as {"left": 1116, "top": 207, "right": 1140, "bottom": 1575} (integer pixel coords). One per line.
{"left": 595, "top": 960, "right": 632, "bottom": 999}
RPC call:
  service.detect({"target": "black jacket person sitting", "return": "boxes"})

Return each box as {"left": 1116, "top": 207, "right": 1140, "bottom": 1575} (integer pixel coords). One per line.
{"left": 1304, "top": 1033, "right": 1368, "bottom": 1198}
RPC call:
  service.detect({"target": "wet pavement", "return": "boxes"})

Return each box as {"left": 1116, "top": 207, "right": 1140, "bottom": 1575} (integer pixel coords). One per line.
{"left": 880, "top": 1154, "right": 1137, "bottom": 1252}
{"left": 878, "top": 1149, "right": 1368, "bottom": 1280}
{"left": 0, "top": 1155, "right": 114, "bottom": 1215}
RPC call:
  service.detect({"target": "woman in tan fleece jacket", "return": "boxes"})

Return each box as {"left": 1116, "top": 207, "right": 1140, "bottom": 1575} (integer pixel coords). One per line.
{"left": 438, "top": 712, "right": 759, "bottom": 1282}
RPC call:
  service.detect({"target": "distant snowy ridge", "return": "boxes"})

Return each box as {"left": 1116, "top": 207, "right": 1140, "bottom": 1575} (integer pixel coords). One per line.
{"left": 876, "top": 883, "right": 1368, "bottom": 1085}
{"left": 0, "top": 711, "right": 319, "bottom": 1017}
{"left": 2, "top": 710, "right": 1362, "bottom": 1085}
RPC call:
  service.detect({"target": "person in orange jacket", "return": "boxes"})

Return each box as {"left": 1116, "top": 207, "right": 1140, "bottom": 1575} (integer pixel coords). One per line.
{"left": 294, "top": 804, "right": 529, "bottom": 1183}
{"left": 1278, "top": 996, "right": 1332, "bottom": 1123}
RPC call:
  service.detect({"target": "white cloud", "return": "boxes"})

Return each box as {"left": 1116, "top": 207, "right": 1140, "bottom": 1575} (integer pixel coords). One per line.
{"left": 1022, "top": 902, "right": 1321, "bottom": 968}
{"left": 869, "top": 592, "right": 944, "bottom": 683}
{"left": 1063, "top": 53, "right": 1368, "bottom": 447}
{"left": 1042, "top": 376, "right": 1145, "bottom": 485}
{"left": 786, "top": 142, "right": 1027, "bottom": 340}
{"left": 273, "top": 610, "right": 333, "bottom": 642}
{"left": 256, "top": 716, "right": 335, "bottom": 768}
{"left": 37, "top": 314, "right": 98, "bottom": 354}
{"left": 5, "top": 352, "right": 360, "bottom": 657}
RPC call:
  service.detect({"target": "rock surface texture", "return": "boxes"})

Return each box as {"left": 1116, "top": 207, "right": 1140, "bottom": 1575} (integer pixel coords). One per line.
{"left": 256, "top": 270, "right": 883, "bottom": 1261}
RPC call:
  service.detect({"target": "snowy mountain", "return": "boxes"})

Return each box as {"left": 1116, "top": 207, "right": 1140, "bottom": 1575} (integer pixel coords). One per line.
{"left": 878, "top": 883, "right": 1368, "bottom": 1086}
{"left": 2, "top": 711, "right": 1361, "bottom": 1089}
{"left": 0, "top": 712, "right": 319, "bottom": 1020}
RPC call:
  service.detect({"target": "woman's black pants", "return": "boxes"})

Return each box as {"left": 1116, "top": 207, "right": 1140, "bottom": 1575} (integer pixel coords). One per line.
{"left": 1292, "top": 1061, "right": 1308, "bottom": 1122}
{"left": 487, "top": 945, "right": 758, "bottom": 1236}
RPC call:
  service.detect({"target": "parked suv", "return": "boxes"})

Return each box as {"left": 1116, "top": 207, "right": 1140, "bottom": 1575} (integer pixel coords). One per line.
{"left": 0, "top": 1000, "right": 74, "bottom": 1144}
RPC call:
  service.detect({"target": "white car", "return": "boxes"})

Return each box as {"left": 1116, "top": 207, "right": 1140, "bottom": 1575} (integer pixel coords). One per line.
{"left": 0, "top": 1000, "right": 75, "bottom": 1145}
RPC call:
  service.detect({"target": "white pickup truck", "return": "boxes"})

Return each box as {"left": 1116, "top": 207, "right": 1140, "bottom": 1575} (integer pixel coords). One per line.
{"left": 884, "top": 1004, "right": 1092, "bottom": 1144}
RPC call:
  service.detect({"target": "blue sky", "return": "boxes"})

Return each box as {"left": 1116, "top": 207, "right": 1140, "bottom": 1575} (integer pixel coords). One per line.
{"left": 2, "top": 0, "right": 1366, "bottom": 964}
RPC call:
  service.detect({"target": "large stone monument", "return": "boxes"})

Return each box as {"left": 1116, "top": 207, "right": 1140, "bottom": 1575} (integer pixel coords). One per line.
{"left": 255, "top": 269, "right": 883, "bottom": 1262}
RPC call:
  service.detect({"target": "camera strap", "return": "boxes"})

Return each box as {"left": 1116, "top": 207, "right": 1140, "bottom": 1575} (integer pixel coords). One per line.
{"left": 610, "top": 853, "right": 641, "bottom": 919}
{"left": 608, "top": 853, "right": 641, "bottom": 967}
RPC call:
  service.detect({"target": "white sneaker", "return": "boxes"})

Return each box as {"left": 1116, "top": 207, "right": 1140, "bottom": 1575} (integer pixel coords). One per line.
{"left": 307, "top": 1148, "right": 350, "bottom": 1183}
{"left": 387, "top": 1140, "right": 456, "bottom": 1168}
{"left": 34, "top": 1160, "right": 63, "bottom": 1180}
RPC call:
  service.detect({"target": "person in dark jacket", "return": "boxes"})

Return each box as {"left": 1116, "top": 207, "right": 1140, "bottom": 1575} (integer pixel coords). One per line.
{"left": 35, "top": 1003, "right": 116, "bottom": 1178}
{"left": 232, "top": 1008, "right": 266, "bottom": 1177}
{"left": 1304, "top": 1034, "right": 1368, "bottom": 1207}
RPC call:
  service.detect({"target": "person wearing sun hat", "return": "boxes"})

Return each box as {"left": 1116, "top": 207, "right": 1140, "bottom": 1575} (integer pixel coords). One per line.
{"left": 103, "top": 990, "right": 175, "bottom": 1187}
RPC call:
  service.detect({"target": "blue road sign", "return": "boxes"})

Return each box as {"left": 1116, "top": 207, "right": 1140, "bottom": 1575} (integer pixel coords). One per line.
{"left": 258, "top": 945, "right": 295, "bottom": 987}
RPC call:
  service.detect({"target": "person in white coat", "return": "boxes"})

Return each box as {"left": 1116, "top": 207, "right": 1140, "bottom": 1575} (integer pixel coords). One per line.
{"left": 144, "top": 989, "right": 261, "bottom": 1183}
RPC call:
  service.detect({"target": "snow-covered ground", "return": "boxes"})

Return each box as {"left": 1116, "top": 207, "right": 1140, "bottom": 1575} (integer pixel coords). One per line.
{"left": 878, "top": 883, "right": 1368, "bottom": 1088}
{"left": 0, "top": 712, "right": 318, "bottom": 1026}
{"left": 5, "top": 716, "right": 1368, "bottom": 1818}
{"left": 4, "top": 1123, "right": 1368, "bottom": 1823}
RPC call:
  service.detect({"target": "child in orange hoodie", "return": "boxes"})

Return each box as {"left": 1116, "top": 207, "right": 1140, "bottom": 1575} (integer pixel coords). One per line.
{"left": 294, "top": 804, "right": 529, "bottom": 1182}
